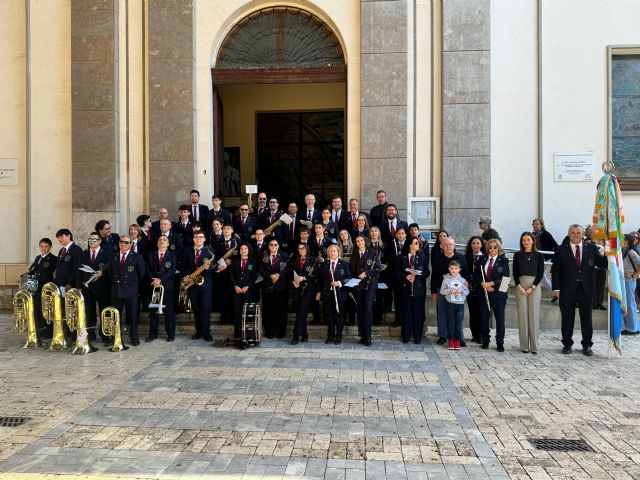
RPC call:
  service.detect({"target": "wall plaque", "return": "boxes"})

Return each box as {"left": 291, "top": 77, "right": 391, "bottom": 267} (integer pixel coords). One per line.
{"left": 0, "top": 159, "right": 18, "bottom": 186}
{"left": 553, "top": 152, "right": 595, "bottom": 182}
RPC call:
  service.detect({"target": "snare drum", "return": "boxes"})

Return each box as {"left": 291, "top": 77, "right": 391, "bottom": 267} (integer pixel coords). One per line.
{"left": 242, "top": 303, "right": 262, "bottom": 346}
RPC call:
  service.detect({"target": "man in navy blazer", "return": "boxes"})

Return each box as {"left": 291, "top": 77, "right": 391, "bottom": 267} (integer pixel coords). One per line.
{"left": 552, "top": 224, "right": 608, "bottom": 356}
{"left": 146, "top": 236, "right": 177, "bottom": 342}
{"left": 151, "top": 207, "right": 176, "bottom": 236}
{"left": 188, "top": 189, "right": 209, "bottom": 225}
{"left": 234, "top": 203, "right": 258, "bottom": 241}
{"left": 206, "top": 193, "right": 233, "bottom": 227}
{"left": 302, "top": 194, "right": 323, "bottom": 225}
{"left": 151, "top": 218, "right": 184, "bottom": 256}
{"left": 77, "top": 232, "right": 111, "bottom": 342}
{"left": 330, "top": 196, "right": 352, "bottom": 232}
{"left": 53, "top": 228, "right": 83, "bottom": 291}
{"left": 379, "top": 204, "right": 409, "bottom": 244}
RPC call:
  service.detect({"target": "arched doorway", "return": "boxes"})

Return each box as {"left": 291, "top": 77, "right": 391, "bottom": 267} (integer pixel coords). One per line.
{"left": 211, "top": 7, "right": 347, "bottom": 208}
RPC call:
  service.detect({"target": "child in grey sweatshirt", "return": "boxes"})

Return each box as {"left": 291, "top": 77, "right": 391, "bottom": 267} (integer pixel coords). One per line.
{"left": 440, "top": 261, "right": 469, "bottom": 350}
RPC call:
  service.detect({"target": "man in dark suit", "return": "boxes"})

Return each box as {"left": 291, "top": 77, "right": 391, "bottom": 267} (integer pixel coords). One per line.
{"left": 213, "top": 224, "right": 240, "bottom": 324}
{"left": 302, "top": 194, "right": 323, "bottom": 225}
{"left": 54, "top": 228, "right": 83, "bottom": 292}
{"left": 283, "top": 201, "right": 301, "bottom": 252}
{"left": 330, "top": 196, "right": 351, "bottom": 232}
{"left": 206, "top": 193, "right": 233, "bottom": 227}
{"left": 347, "top": 198, "right": 371, "bottom": 232}
{"left": 175, "top": 205, "right": 195, "bottom": 244}
{"left": 255, "top": 192, "right": 270, "bottom": 229}
{"left": 234, "top": 203, "right": 258, "bottom": 242}
{"left": 96, "top": 234, "right": 146, "bottom": 346}
{"left": 151, "top": 207, "right": 176, "bottom": 236}
{"left": 146, "top": 236, "right": 177, "bottom": 342}
{"left": 263, "top": 198, "right": 285, "bottom": 244}
{"left": 369, "top": 190, "right": 389, "bottom": 228}
{"left": 182, "top": 232, "right": 215, "bottom": 341}
{"left": 380, "top": 204, "right": 409, "bottom": 244}
{"left": 151, "top": 218, "right": 183, "bottom": 255}
{"left": 188, "top": 189, "right": 209, "bottom": 226}
{"left": 310, "top": 223, "right": 332, "bottom": 259}
{"left": 95, "top": 220, "right": 120, "bottom": 255}
{"left": 552, "top": 224, "right": 608, "bottom": 356}
{"left": 77, "top": 232, "right": 111, "bottom": 342}
{"left": 137, "top": 214, "right": 153, "bottom": 247}
{"left": 28, "top": 237, "right": 57, "bottom": 339}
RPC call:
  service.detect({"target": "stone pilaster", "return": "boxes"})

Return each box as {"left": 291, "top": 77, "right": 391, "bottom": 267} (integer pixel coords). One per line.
{"left": 441, "top": 0, "right": 491, "bottom": 240}
{"left": 148, "top": 0, "right": 194, "bottom": 213}
{"left": 360, "top": 0, "right": 408, "bottom": 212}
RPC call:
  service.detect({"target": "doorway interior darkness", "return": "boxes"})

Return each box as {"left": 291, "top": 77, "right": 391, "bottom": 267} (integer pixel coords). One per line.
{"left": 256, "top": 111, "right": 344, "bottom": 208}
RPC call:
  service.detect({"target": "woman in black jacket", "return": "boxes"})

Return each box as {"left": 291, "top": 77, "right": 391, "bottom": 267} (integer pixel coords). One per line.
{"left": 290, "top": 243, "right": 319, "bottom": 344}
{"left": 229, "top": 243, "right": 257, "bottom": 339}
{"left": 350, "top": 235, "right": 380, "bottom": 346}
{"left": 464, "top": 236, "right": 486, "bottom": 343}
{"left": 259, "top": 239, "right": 290, "bottom": 339}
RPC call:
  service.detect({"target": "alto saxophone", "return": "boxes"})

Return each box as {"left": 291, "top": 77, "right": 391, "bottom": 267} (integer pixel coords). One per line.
{"left": 215, "top": 245, "right": 237, "bottom": 273}
{"left": 179, "top": 248, "right": 215, "bottom": 309}
{"left": 263, "top": 216, "right": 283, "bottom": 237}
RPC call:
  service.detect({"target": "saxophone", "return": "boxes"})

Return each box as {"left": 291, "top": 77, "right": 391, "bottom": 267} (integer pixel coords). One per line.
{"left": 263, "top": 214, "right": 283, "bottom": 237}
{"left": 215, "top": 245, "right": 237, "bottom": 273}
{"left": 179, "top": 249, "right": 215, "bottom": 310}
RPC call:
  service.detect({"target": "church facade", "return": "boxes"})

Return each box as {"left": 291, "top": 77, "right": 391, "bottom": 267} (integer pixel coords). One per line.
{"left": 1, "top": 0, "right": 639, "bottom": 282}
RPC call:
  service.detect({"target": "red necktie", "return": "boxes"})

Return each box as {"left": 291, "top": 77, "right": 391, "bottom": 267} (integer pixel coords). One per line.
{"left": 91, "top": 250, "right": 96, "bottom": 263}
{"left": 146, "top": 230, "right": 151, "bottom": 240}
{"left": 390, "top": 221, "right": 395, "bottom": 238}
{"left": 193, "top": 206, "right": 198, "bottom": 222}
{"left": 374, "top": 242, "right": 378, "bottom": 249}
{"left": 575, "top": 245, "right": 581, "bottom": 267}
{"left": 331, "top": 262, "right": 336, "bottom": 275}
{"left": 241, "top": 216, "right": 246, "bottom": 226}
{"left": 159, "top": 252, "right": 164, "bottom": 265}
{"left": 271, "top": 214, "right": 275, "bottom": 223}
{"left": 241, "top": 259, "right": 246, "bottom": 272}
{"left": 352, "top": 213, "right": 357, "bottom": 226}
{"left": 271, "top": 255, "right": 277, "bottom": 271}
{"left": 487, "top": 257, "right": 494, "bottom": 277}
{"left": 60, "top": 247, "right": 67, "bottom": 259}
{"left": 317, "top": 238, "right": 321, "bottom": 248}
{"left": 290, "top": 221, "right": 294, "bottom": 236}
{"left": 195, "top": 249, "right": 201, "bottom": 264}
{"left": 299, "top": 259, "right": 305, "bottom": 271}
{"left": 119, "top": 253, "right": 126, "bottom": 267}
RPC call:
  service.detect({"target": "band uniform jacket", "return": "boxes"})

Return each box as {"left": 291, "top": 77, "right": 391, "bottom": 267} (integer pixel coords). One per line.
{"left": 473, "top": 254, "right": 510, "bottom": 299}
{"left": 107, "top": 251, "right": 146, "bottom": 299}
{"left": 320, "top": 221, "right": 339, "bottom": 241}
{"left": 29, "top": 253, "right": 57, "bottom": 287}
{"left": 146, "top": 250, "right": 177, "bottom": 292}
{"left": 76, "top": 247, "right": 110, "bottom": 293}
{"left": 206, "top": 207, "right": 232, "bottom": 227}
{"left": 398, "top": 252, "right": 430, "bottom": 297}
{"left": 264, "top": 210, "right": 285, "bottom": 243}
{"left": 233, "top": 215, "right": 257, "bottom": 242}
{"left": 260, "top": 251, "right": 290, "bottom": 292}
{"left": 151, "top": 219, "right": 177, "bottom": 236}
{"left": 385, "top": 239, "right": 407, "bottom": 271}
{"left": 319, "top": 259, "right": 352, "bottom": 301}
{"left": 551, "top": 242, "right": 607, "bottom": 297}
{"left": 54, "top": 242, "right": 83, "bottom": 287}
{"left": 174, "top": 220, "right": 194, "bottom": 245}
{"left": 229, "top": 256, "right": 257, "bottom": 289}
{"left": 302, "top": 208, "right": 322, "bottom": 225}
{"left": 188, "top": 204, "right": 209, "bottom": 225}
{"left": 310, "top": 236, "right": 333, "bottom": 259}
{"left": 283, "top": 214, "right": 301, "bottom": 246}
{"left": 129, "top": 238, "right": 146, "bottom": 258}
{"left": 182, "top": 247, "right": 215, "bottom": 290}
{"left": 101, "top": 232, "right": 121, "bottom": 255}
{"left": 346, "top": 211, "right": 371, "bottom": 232}
{"left": 350, "top": 247, "right": 381, "bottom": 291}
{"left": 150, "top": 231, "right": 183, "bottom": 255}
{"left": 214, "top": 237, "right": 240, "bottom": 266}
{"left": 380, "top": 219, "right": 409, "bottom": 244}
{"left": 291, "top": 256, "right": 320, "bottom": 294}
{"left": 255, "top": 206, "right": 271, "bottom": 230}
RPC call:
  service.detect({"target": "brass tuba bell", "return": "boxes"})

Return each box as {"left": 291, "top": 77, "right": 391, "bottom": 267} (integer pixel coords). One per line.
{"left": 101, "top": 306, "right": 128, "bottom": 352}
{"left": 13, "top": 289, "right": 41, "bottom": 349}
{"left": 41, "top": 282, "right": 68, "bottom": 351}
{"left": 64, "top": 288, "right": 98, "bottom": 355}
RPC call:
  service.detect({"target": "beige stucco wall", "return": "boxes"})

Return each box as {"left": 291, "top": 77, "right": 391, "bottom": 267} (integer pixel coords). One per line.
{"left": 194, "top": 0, "right": 360, "bottom": 203}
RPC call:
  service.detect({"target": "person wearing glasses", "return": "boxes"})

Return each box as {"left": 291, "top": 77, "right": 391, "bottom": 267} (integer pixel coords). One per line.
{"left": 290, "top": 243, "right": 319, "bottom": 344}
{"left": 145, "top": 235, "right": 177, "bottom": 342}
{"left": 254, "top": 192, "right": 269, "bottom": 227}
{"left": 182, "top": 232, "right": 215, "bottom": 341}
{"left": 95, "top": 234, "right": 146, "bottom": 346}
{"left": 233, "top": 203, "right": 257, "bottom": 242}
{"left": 476, "top": 238, "right": 510, "bottom": 352}
{"left": 77, "top": 232, "right": 111, "bottom": 343}
{"left": 262, "top": 198, "right": 284, "bottom": 244}
{"left": 260, "top": 239, "right": 290, "bottom": 339}
{"left": 229, "top": 243, "right": 257, "bottom": 339}
{"left": 317, "top": 244, "right": 351, "bottom": 345}
{"left": 95, "top": 219, "right": 120, "bottom": 255}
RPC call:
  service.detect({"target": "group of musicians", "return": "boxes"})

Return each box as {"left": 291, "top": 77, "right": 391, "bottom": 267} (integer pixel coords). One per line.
{"left": 28, "top": 189, "right": 436, "bottom": 347}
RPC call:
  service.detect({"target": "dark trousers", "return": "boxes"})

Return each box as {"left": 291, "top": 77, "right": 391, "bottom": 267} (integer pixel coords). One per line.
{"left": 346, "top": 294, "right": 357, "bottom": 325}
{"left": 392, "top": 281, "right": 405, "bottom": 324}
{"left": 354, "top": 287, "right": 375, "bottom": 341}
{"left": 83, "top": 289, "right": 109, "bottom": 340}
{"left": 262, "top": 290, "right": 288, "bottom": 338}
{"left": 293, "top": 288, "right": 315, "bottom": 338}
{"left": 560, "top": 284, "right": 593, "bottom": 348}
{"left": 149, "top": 293, "right": 176, "bottom": 339}
{"left": 402, "top": 294, "right": 426, "bottom": 343}
{"left": 232, "top": 290, "right": 254, "bottom": 338}
{"left": 445, "top": 302, "right": 464, "bottom": 340}
{"left": 189, "top": 287, "right": 212, "bottom": 336}
{"left": 373, "top": 288, "right": 385, "bottom": 325}
{"left": 112, "top": 295, "right": 140, "bottom": 342}
{"left": 323, "top": 293, "right": 346, "bottom": 338}
{"left": 479, "top": 292, "right": 506, "bottom": 346}
{"left": 467, "top": 292, "right": 482, "bottom": 340}
{"left": 593, "top": 268, "right": 606, "bottom": 307}
{"left": 34, "top": 287, "right": 52, "bottom": 339}
{"left": 213, "top": 271, "right": 232, "bottom": 323}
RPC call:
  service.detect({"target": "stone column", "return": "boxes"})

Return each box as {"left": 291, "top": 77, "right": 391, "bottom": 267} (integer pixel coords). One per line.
{"left": 441, "top": 0, "right": 490, "bottom": 240}
{"left": 71, "top": 0, "right": 119, "bottom": 237}
{"left": 360, "top": 0, "right": 408, "bottom": 213}
{"left": 147, "top": 0, "right": 194, "bottom": 213}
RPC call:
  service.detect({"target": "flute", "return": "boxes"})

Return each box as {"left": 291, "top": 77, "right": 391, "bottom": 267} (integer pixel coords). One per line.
{"left": 330, "top": 264, "right": 340, "bottom": 314}
{"left": 479, "top": 262, "right": 492, "bottom": 312}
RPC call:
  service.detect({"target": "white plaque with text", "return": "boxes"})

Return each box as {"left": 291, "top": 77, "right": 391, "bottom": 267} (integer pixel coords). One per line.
{"left": 553, "top": 152, "right": 595, "bottom": 182}
{"left": 0, "top": 159, "right": 18, "bottom": 186}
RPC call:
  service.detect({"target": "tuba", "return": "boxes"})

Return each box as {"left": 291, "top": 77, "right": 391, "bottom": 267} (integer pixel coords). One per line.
{"left": 13, "top": 289, "right": 40, "bottom": 349}
{"left": 101, "top": 306, "right": 127, "bottom": 352}
{"left": 149, "top": 285, "right": 165, "bottom": 314}
{"left": 41, "top": 282, "right": 68, "bottom": 351}
{"left": 64, "top": 288, "right": 98, "bottom": 355}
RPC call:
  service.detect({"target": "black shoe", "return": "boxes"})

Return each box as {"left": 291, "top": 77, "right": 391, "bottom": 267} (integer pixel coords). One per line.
{"left": 402, "top": 339, "right": 409, "bottom": 344}
{"left": 325, "top": 336, "right": 334, "bottom": 344}
{"left": 459, "top": 340, "right": 467, "bottom": 348}
{"left": 497, "top": 345, "right": 505, "bottom": 352}
{"left": 582, "top": 347, "right": 593, "bottom": 356}
{"left": 301, "top": 335, "right": 308, "bottom": 342}
{"left": 192, "top": 333, "right": 202, "bottom": 340}
{"left": 521, "top": 350, "right": 529, "bottom": 353}
{"left": 265, "top": 335, "right": 274, "bottom": 339}
{"left": 131, "top": 339, "right": 140, "bottom": 346}
{"left": 291, "top": 337, "right": 299, "bottom": 345}
{"left": 436, "top": 337, "right": 447, "bottom": 345}
{"left": 145, "top": 337, "right": 156, "bottom": 343}
{"left": 598, "top": 305, "right": 607, "bottom": 310}
{"left": 358, "top": 338, "right": 365, "bottom": 344}
{"left": 551, "top": 297, "right": 558, "bottom": 303}
{"left": 531, "top": 351, "right": 538, "bottom": 354}
{"left": 414, "top": 339, "right": 421, "bottom": 345}
{"left": 481, "top": 343, "right": 489, "bottom": 349}
{"left": 167, "top": 337, "right": 175, "bottom": 342}
{"left": 391, "top": 322, "right": 401, "bottom": 328}
{"left": 203, "top": 335, "right": 213, "bottom": 342}
{"left": 333, "top": 336, "right": 342, "bottom": 345}
{"left": 365, "top": 339, "right": 372, "bottom": 347}
{"left": 621, "top": 330, "right": 632, "bottom": 336}
{"left": 471, "top": 337, "right": 481, "bottom": 343}
{"left": 562, "top": 346, "right": 572, "bottom": 354}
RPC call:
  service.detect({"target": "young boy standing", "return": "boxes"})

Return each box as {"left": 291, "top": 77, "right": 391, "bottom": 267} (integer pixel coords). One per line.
{"left": 440, "top": 260, "right": 469, "bottom": 350}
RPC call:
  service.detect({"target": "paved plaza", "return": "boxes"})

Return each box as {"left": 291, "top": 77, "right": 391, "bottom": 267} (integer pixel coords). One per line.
{"left": 0, "top": 314, "right": 640, "bottom": 479}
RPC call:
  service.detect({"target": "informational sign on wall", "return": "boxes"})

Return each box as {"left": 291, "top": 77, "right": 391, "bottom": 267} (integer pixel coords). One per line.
{"left": 553, "top": 152, "right": 595, "bottom": 182}
{"left": 407, "top": 197, "right": 440, "bottom": 230}
{"left": 0, "top": 159, "right": 18, "bottom": 186}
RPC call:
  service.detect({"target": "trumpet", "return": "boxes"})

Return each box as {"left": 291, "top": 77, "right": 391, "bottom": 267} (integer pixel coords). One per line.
{"left": 65, "top": 288, "right": 98, "bottom": 355}
{"left": 13, "top": 289, "right": 40, "bottom": 349}
{"left": 149, "top": 285, "right": 165, "bottom": 314}
{"left": 41, "top": 282, "right": 68, "bottom": 351}
{"left": 101, "top": 306, "right": 127, "bottom": 352}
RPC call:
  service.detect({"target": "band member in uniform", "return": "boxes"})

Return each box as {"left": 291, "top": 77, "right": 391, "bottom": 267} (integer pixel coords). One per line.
{"left": 290, "top": 243, "right": 319, "bottom": 344}
{"left": 303, "top": 194, "right": 322, "bottom": 225}
{"left": 28, "top": 238, "right": 57, "bottom": 339}
{"left": 152, "top": 218, "right": 183, "bottom": 254}
{"left": 146, "top": 236, "right": 177, "bottom": 342}
{"left": 95, "top": 234, "right": 146, "bottom": 346}
{"left": 255, "top": 192, "right": 269, "bottom": 228}
{"left": 175, "top": 205, "right": 195, "bottom": 245}
{"left": 137, "top": 214, "right": 153, "bottom": 248}
{"left": 380, "top": 204, "right": 409, "bottom": 245}
{"left": 229, "top": 243, "right": 257, "bottom": 339}
{"left": 350, "top": 235, "right": 380, "bottom": 346}
{"left": 386, "top": 226, "right": 408, "bottom": 327}
{"left": 188, "top": 189, "right": 209, "bottom": 225}
{"left": 182, "top": 232, "right": 215, "bottom": 341}
{"left": 260, "top": 239, "right": 290, "bottom": 338}
{"left": 347, "top": 199, "right": 371, "bottom": 233}
{"left": 77, "top": 232, "right": 111, "bottom": 342}
{"left": 128, "top": 224, "right": 146, "bottom": 257}
{"left": 233, "top": 203, "right": 257, "bottom": 242}
{"left": 310, "top": 223, "right": 332, "bottom": 259}
{"left": 399, "top": 238, "right": 430, "bottom": 344}
{"left": 338, "top": 229, "right": 355, "bottom": 325}
{"left": 207, "top": 193, "right": 233, "bottom": 227}
{"left": 408, "top": 223, "right": 428, "bottom": 252}
{"left": 320, "top": 208, "right": 339, "bottom": 241}
{"left": 317, "top": 244, "right": 351, "bottom": 345}
{"left": 54, "top": 228, "right": 83, "bottom": 293}
{"left": 369, "top": 226, "right": 387, "bottom": 325}
{"left": 151, "top": 207, "right": 176, "bottom": 236}
{"left": 209, "top": 218, "right": 224, "bottom": 246}
{"left": 264, "top": 198, "right": 284, "bottom": 244}
{"left": 477, "top": 238, "right": 510, "bottom": 352}
{"left": 464, "top": 236, "right": 486, "bottom": 343}
{"left": 214, "top": 224, "right": 239, "bottom": 324}
{"left": 351, "top": 214, "right": 370, "bottom": 241}
{"left": 283, "top": 201, "right": 300, "bottom": 252}
{"left": 96, "top": 220, "right": 120, "bottom": 255}
{"left": 330, "top": 196, "right": 351, "bottom": 232}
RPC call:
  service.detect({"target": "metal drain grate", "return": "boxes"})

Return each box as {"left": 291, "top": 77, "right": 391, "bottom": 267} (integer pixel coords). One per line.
{"left": 529, "top": 438, "right": 593, "bottom": 452}
{"left": 0, "top": 417, "right": 31, "bottom": 428}
{"left": 623, "top": 412, "right": 640, "bottom": 419}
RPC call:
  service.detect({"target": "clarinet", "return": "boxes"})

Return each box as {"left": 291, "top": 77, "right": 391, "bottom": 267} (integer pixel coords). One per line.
{"left": 300, "top": 256, "right": 323, "bottom": 295}
{"left": 330, "top": 263, "right": 340, "bottom": 314}
{"left": 364, "top": 249, "right": 382, "bottom": 291}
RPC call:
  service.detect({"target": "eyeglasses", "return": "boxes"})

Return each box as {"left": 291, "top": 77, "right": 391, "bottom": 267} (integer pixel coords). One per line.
{"left": 103, "top": 226, "right": 111, "bottom": 230}
{"left": 239, "top": 208, "right": 248, "bottom": 211}
{"left": 258, "top": 197, "right": 267, "bottom": 201}
{"left": 194, "top": 235, "right": 205, "bottom": 239}
{"left": 269, "top": 201, "right": 277, "bottom": 204}
{"left": 119, "top": 240, "right": 131, "bottom": 244}
{"left": 87, "top": 238, "right": 99, "bottom": 243}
